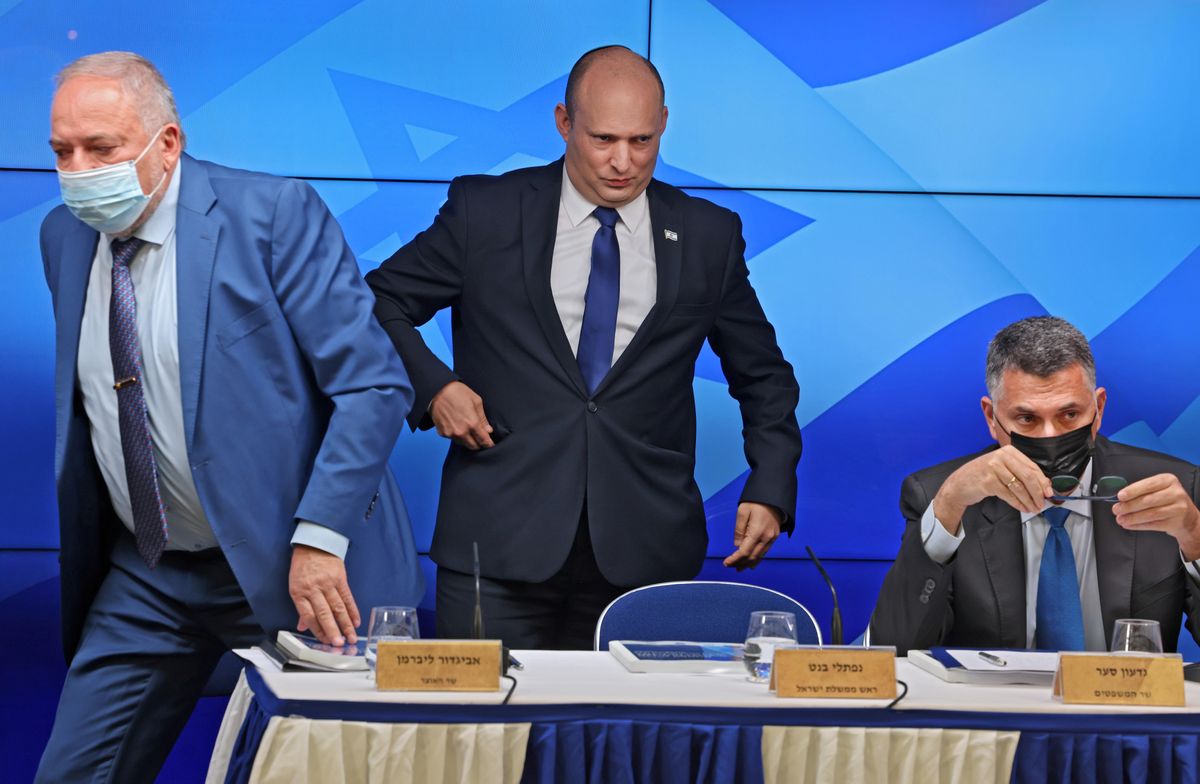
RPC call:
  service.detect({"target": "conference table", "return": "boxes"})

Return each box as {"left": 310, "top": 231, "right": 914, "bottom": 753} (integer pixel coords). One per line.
{"left": 207, "top": 649, "right": 1200, "bottom": 784}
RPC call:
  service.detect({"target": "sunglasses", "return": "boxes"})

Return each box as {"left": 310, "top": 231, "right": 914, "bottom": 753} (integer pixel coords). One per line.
{"left": 1050, "top": 474, "right": 1127, "bottom": 503}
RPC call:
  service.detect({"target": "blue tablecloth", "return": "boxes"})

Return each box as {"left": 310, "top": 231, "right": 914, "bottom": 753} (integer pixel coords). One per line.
{"left": 221, "top": 667, "right": 1200, "bottom": 783}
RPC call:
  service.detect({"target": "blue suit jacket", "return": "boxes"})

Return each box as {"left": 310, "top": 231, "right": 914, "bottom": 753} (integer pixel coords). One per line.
{"left": 42, "top": 155, "right": 423, "bottom": 657}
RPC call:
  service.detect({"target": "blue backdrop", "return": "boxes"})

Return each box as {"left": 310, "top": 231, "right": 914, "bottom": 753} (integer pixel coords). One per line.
{"left": 3, "top": 1, "right": 1200, "bottom": 780}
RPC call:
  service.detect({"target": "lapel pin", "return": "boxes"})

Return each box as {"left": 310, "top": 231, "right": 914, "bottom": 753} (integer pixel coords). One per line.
{"left": 664, "top": 229, "right": 678, "bottom": 242}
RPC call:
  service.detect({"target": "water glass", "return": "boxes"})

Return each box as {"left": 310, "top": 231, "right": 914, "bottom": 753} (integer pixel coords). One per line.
{"left": 743, "top": 611, "right": 798, "bottom": 683}
{"left": 1110, "top": 618, "right": 1163, "bottom": 654}
{"left": 366, "top": 606, "right": 420, "bottom": 675}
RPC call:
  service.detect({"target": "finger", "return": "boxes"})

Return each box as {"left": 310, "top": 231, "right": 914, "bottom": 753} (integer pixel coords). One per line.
{"left": 992, "top": 466, "right": 1039, "bottom": 513}
{"left": 732, "top": 506, "right": 751, "bottom": 547}
{"left": 339, "top": 581, "right": 362, "bottom": 631}
{"left": 996, "top": 472, "right": 1037, "bottom": 513}
{"left": 294, "top": 596, "right": 314, "bottom": 634}
{"left": 454, "top": 432, "right": 481, "bottom": 450}
{"left": 746, "top": 535, "right": 774, "bottom": 562}
{"left": 322, "top": 585, "right": 357, "bottom": 645}
{"left": 999, "top": 454, "right": 1049, "bottom": 507}
{"left": 307, "top": 591, "right": 344, "bottom": 646}
{"left": 723, "top": 547, "right": 751, "bottom": 567}
{"left": 994, "top": 480, "right": 1037, "bottom": 515}
{"left": 472, "top": 422, "right": 495, "bottom": 449}
{"left": 999, "top": 448, "right": 1053, "bottom": 500}
{"left": 1115, "top": 487, "right": 1179, "bottom": 517}
{"left": 1118, "top": 474, "right": 1176, "bottom": 503}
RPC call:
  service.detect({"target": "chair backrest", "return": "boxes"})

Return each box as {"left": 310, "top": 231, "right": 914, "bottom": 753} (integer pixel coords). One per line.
{"left": 594, "top": 580, "right": 822, "bottom": 651}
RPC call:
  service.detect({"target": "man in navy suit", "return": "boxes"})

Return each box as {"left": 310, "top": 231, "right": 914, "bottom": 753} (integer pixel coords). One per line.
{"left": 36, "top": 52, "right": 422, "bottom": 782}
{"left": 367, "top": 46, "right": 802, "bottom": 649}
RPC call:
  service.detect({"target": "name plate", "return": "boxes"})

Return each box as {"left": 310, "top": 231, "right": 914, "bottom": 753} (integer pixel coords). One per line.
{"left": 375, "top": 640, "right": 502, "bottom": 691}
{"left": 1053, "top": 653, "right": 1184, "bottom": 707}
{"left": 771, "top": 647, "right": 897, "bottom": 700}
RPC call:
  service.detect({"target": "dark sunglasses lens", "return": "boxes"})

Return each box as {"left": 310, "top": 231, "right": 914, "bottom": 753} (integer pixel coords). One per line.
{"left": 1051, "top": 475, "right": 1080, "bottom": 494}
{"left": 1094, "top": 476, "right": 1128, "bottom": 497}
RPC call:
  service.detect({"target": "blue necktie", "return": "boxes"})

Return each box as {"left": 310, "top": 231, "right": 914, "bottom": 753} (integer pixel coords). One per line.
{"left": 110, "top": 236, "right": 169, "bottom": 567}
{"left": 1035, "top": 506, "right": 1084, "bottom": 650}
{"left": 576, "top": 207, "right": 621, "bottom": 395}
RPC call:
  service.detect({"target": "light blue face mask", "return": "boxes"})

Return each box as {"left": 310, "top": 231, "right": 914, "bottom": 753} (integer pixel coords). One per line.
{"left": 57, "top": 126, "right": 168, "bottom": 234}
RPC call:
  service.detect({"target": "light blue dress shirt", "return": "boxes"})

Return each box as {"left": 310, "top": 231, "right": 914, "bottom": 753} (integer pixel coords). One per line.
{"left": 76, "top": 162, "right": 348, "bottom": 558}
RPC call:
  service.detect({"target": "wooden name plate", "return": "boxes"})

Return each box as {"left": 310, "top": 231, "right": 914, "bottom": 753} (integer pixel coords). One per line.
{"left": 1053, "top": 653, "right": 1185, "bottom": 707}
{"left": 375, "top": 640, "right": 502, "bottom": 691}
{"left": 772, "top": 647, "right": 897, "bottom": 700}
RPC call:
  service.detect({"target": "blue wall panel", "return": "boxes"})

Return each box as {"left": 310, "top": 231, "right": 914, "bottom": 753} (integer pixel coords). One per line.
{"left": 4, "top": 0, "right": 1200, "bottom": 770}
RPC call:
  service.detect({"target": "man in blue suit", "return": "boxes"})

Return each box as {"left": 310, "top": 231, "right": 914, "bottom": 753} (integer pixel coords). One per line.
{"left": 36, "top": 52, "right": 422, "bottom": 782}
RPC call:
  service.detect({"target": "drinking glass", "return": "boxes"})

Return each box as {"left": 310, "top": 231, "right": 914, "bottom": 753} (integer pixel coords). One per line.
{"left": 743, "top": 611, "right": 798, "bottom": 683}
{"left": 366, "top": 606, "right": 420, "bottom": 676}
{"left": 1110, "top": 618, "right": 1163, "bottom": 654}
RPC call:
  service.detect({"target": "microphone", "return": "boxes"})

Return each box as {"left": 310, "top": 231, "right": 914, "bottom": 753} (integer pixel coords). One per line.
{"left": 805, "top": 545, "right": 843, "bottom": 646}
{"left": 472, "top": 541, "right": 521, "bottom": 673}
{"left": 472, "top": 541, "right": 485, "bottom": 639}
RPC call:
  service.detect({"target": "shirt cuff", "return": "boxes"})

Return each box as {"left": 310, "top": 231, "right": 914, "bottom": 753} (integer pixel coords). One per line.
{"left": 920, "top": 501, "right": 965, "bottom": 565}
{"left": 291, "top": 521, "right": 350, "bottom": 560}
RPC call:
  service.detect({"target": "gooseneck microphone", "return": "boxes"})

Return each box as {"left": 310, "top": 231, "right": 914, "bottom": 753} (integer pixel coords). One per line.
{"left": 805, "top": 545, "right": 843, "bottom": 646}
{"left": 472, "top": 541, "right": 485, "bottom": 639}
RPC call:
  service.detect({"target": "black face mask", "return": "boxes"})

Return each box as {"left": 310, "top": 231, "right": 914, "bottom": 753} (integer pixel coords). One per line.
{"left": 997, "top": 417, "right": 1096, "bottom": 481}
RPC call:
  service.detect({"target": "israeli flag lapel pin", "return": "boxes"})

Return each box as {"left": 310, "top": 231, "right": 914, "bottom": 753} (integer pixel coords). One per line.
{"left": 664, "top": 229, "right": 678, "bottom": 241}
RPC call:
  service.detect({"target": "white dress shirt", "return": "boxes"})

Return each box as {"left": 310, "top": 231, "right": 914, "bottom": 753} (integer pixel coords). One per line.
{"left": 551, "top": 165, "right": 657, "bottom": 368}
{"left": 76, "top": 162, "right": 344, "bottom": 556}
{"left": 920, "top": 462, "right": 1106, "bottom": 650}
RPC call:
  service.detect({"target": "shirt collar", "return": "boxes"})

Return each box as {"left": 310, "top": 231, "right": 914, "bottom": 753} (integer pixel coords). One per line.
{"left": 559, "top": 162, "right": 649, "bottom": 233}
{"left": 1021, "top": 459, "right": 1094, "bottom": 522}
{"left": 117, "top": 160, "right": 180, "bottom": 247}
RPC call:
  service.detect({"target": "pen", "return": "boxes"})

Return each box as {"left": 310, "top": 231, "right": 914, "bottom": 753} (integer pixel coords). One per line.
{"left": 508, "top": 655, "right": 524, "bottom": 671}
{"left": 979, "top": 651, "right": 1007, "bottom": 667}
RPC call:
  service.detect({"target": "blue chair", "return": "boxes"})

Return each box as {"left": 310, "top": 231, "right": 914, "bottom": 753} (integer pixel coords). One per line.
{"left": 594, "top": 581, "right": 821, "bottom": 651}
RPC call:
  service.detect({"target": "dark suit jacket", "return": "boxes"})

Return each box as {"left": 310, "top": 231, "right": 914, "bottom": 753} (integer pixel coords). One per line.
{"left": 42, "top": 155, "right": 423, "bottom": 658}
{"left": 366, "top": 161, "right": 801, "bottom": 586}
{"left": 870, "top": 436, "right": 1200, "bottom": 655}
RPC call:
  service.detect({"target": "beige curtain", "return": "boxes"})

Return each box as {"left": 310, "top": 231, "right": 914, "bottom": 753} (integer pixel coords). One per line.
{"left": 761, "top": 726, "right": 1020, "bottom": 784}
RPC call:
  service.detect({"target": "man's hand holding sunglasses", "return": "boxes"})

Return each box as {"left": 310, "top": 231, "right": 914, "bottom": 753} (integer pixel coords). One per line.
{"left": 1113, "top": 474, "right": 1200, "bottom": 561}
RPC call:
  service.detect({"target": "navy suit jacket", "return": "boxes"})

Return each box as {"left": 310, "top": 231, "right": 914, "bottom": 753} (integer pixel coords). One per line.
{"left": 42, "top": 155, "right": 424, "bottom": 658}
{"left": 366, "top": 161, "right": 802, "bottom": 586}
{"left": 871, "top": 436, "right": 1200, "bottom": 655}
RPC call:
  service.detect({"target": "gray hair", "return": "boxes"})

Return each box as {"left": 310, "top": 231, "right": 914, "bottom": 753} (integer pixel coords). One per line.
{"left": 985, "top": 316, "right": 1096, "bottom": 400}
{"left": 56, "top": 51, "right": 186, "bottom": 147}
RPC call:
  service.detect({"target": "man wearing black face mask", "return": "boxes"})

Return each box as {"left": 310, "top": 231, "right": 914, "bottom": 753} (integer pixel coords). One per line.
{"left": 871, "top": 316, "right": 1200, "bottom": 655}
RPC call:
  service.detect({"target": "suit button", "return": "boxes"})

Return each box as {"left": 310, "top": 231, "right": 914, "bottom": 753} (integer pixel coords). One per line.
{"left": 587, "top": 402, "right": 598, "bottom": 413}
{"left": 924, "top": 579, "right": 936, "bottom": 592}
{"left": 919, "top": 594, "right": 930, "bottom": 605}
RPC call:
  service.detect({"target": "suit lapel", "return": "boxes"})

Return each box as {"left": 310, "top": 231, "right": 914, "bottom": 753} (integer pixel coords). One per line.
{"left": 1091, "top": 441, "right": 1134, "bottom": 632}
{"left": 591, "top": 179, "right": 682, "bottom": 397}
{"left": 174, "top": 156, "right": 219, "bottom": 452}
{"left": 976, "top": 496, "right": 1029, "bottom": 647}
{"left": 53, "top": 221, "right": 100, "bottom": 474}
{"left": 521, "top": 163, "right": 587, "bottom": 396}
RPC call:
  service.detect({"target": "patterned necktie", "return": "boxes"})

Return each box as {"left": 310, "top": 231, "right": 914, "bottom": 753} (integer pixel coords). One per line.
{"left": 1035, "top": 506, "right": 1084, "bottom": 650}
{"left": 110, "top": 236, "right": 168, "bottom": 567}
{"left": 576, "top": 207, "right": 621, "bottom": 394}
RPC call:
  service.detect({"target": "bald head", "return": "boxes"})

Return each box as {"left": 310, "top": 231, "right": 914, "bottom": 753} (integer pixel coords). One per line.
{"left": 564, "top": 46, "right": 664, "bottom": 119}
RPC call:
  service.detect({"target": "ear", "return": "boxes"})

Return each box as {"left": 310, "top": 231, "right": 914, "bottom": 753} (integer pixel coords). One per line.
{"left": 159, "top": 123, "right": 182, "bottom": 170}
{"left": 981, "top": 396, "right": 1001, "bottom": 443}
{"left": 1093, "top": 387, "right": 1107, "bottom": 435}
{"left": 659, "top": 105, "right": 669, "bottom": 134}
{"left": 554, "top": 103, "right": 571, "bottom": 143}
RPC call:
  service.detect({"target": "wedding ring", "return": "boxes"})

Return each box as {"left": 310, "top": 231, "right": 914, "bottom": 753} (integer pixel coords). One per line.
{"left": 1005, "top": 475, "right": 1019, "bottom": 487}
